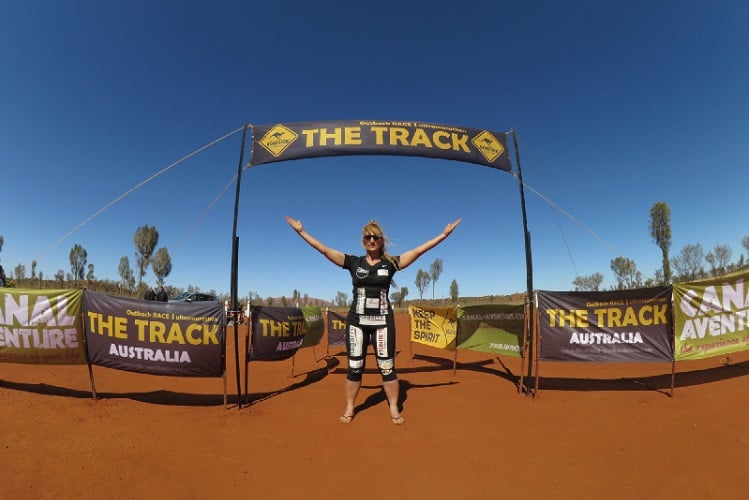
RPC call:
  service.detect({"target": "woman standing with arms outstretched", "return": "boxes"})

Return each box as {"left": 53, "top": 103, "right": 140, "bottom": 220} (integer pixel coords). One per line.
{"left": 285, "top": 216, "right": 461, "bottom": 425}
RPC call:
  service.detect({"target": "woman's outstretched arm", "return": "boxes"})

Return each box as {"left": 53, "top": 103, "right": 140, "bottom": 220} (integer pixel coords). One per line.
{"left": 285, "top": 216, "right": 346, "bottom": 267}
{"left": 398, "top": 219, "right": 462, "bottom": 270}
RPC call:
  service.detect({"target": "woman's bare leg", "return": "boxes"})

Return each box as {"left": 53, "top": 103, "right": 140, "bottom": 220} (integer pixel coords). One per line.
{"left": 339, "top": 379, "right": 361, "bottom": 423}
{"left": 383, "top": 379, "right": 404, "bottom": 424}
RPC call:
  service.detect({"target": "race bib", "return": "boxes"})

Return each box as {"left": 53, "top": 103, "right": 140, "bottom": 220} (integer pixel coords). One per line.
{"left": 359, "top": 315, "right": 386, "bottom": 326}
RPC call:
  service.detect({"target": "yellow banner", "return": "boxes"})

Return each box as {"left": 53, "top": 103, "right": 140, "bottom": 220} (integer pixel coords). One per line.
{"left": 0, "top": 288, "right": 86, "bottom": 364}
{"left": 674, "top": 269, "right": 749, "bottom": 360}
{"left": 409, "top": 306, "right": 458, "bottom": 350}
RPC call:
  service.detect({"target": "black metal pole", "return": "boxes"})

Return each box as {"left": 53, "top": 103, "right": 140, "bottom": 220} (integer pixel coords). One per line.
{"left": 511, "top": 129, "right": 535, "bottom": 395}
{"left": 230, "top": 124, "right": 249, "bottom": 409}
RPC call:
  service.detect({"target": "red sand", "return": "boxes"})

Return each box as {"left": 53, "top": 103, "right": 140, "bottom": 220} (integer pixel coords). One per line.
{"left": 1, "top": 314, "right": 748, "bottom": 499}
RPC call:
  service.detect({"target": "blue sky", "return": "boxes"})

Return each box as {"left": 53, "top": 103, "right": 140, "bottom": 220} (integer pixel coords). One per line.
{"left": 2, "top": 1, "right": 748, "bottom": 302}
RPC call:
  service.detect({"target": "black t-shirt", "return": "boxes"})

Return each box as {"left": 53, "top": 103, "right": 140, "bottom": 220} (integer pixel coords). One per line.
{"left": 342, "top": 254, "right": 399, "bottom": 326}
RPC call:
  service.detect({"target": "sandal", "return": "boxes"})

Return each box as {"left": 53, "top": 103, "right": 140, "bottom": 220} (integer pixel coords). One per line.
{"left": 339, "top": 414, "right": 354, "bottom": 424}
{"left": 391, "top": 415, "right": 405, "bottom": 426}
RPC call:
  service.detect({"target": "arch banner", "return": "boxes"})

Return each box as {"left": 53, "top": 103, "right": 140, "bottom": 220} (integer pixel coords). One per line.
{"left": 250, "top": 120, "right": 512, "bottom": 171}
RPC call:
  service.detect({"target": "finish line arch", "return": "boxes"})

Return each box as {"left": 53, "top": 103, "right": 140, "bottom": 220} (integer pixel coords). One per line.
{"left": 228, "top": 120, "right": 535, "bottom": 406}
{"left": 249, "top": 120, "right": 512, "bottom": 171}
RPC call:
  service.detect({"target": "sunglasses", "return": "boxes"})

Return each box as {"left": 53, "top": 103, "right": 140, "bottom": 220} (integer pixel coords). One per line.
{"left": 363, "top": 234, "right": 382, "bottom": 241}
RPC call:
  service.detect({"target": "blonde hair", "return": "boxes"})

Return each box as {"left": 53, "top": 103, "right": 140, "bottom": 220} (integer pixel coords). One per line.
{"left": 362, "top": 220, "right": 399, "bottom": 270}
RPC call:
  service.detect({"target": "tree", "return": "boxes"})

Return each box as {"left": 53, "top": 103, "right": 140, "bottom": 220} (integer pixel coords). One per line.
{"left": 713, "top": 244, "right": 732, "bottom": 272}
{"left": 390, "top": 287, "right": 409, "bottom": 308}
{"left": 86, "top": 264, "right": 95, "bottom": 281}
{"left": 654, "top": 268, "right": 664, "bottom": 284}
{"left": 118, "top": 256, "right": 135, "bottom": 291}
{"left": 134, "top": 225, "right": 159, "bottom": 288}
{"left": 705, "top": 244, "right": 732, "bottom": 276}
{"left": 31, "top": 260, "right": 37, "bottom": 279}
{"left": 429, "top": 258, "right": 443, "bottom": 300}
{"left": 449, "top": 279, "right": 459, "bottom": 303}
{"left": 610, "top": 257, "right": 641, "bottom": 290}
{"left": 399, "top": 286, "right": 408, "bottom": 304}
{"left": 54, "top": 269, "right": 65, "bottom": 285}
{"left": 671, "top": 243, "right": 704, "bottom": 281}
{"left": 743, "top": 236, "right": 749, "bottom": 258}
{"left": 69, "top": 243, "right": 87, "bottom": 280}
{"left": 649, "top": 201, "right": 672, "bottom": 283}
{"left": 333, "top": 291, "right": 348, "bottom": 308}
{"left": 572, "top": 273, "right": 604, "bottom": 291}
{"left": 0, "top": 235, "right": 3, "bottom": 253}
{"left": 14, "top": 264, "right": 26, "bottom": 280}
{"left": 247, "top": 291, "right": 262, "bottom": 304}
{"left": 415, "top": 269, "right": 431, "bottom": 301}
{"left": 151, "top": 247, "right": 172, "bottom": 286}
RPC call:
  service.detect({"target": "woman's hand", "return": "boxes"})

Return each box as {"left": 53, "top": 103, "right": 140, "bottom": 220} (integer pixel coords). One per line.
{"left": 443, "top": 218, "right": 462, "bottom": 237}
{"left": 285, "top": 216, "right": 303, "bottom": 233}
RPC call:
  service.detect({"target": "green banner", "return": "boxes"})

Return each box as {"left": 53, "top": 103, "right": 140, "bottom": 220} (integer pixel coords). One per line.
{"left": 0, "top": 288, "right": 86, "bottom": 364}
{"left": 300, "top": 305, "right": 324, "bottom": 348}
{"left": 673, "top": 269, "right": 749, "bottom": 360}
{"left": 457, "top": 304, "right": 524, "bottom": 357}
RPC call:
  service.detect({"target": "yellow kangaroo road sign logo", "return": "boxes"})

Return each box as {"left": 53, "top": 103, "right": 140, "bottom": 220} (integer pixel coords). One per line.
{"left": 471, "top": 130, "right": 505, "bottom": 163}
{"left": 259, "top": 125, "right": 298, "bottom": 157}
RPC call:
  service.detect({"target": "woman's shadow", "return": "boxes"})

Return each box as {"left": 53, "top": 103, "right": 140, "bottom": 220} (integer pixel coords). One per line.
{"left": 352, "top": 377, "right": 457, "bottom": 416}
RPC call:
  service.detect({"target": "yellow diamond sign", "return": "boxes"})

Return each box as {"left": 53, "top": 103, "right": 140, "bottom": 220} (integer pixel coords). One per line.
{"left": 258, "top": 125, "right": 298, "bottom": 157}
{"left": 471, "top": 130, "right": 505, "bottom": 163}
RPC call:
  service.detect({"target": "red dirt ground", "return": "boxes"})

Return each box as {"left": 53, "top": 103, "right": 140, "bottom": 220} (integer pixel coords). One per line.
{"left": 1, "top": 314, "right": 748, "bottom": 499}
